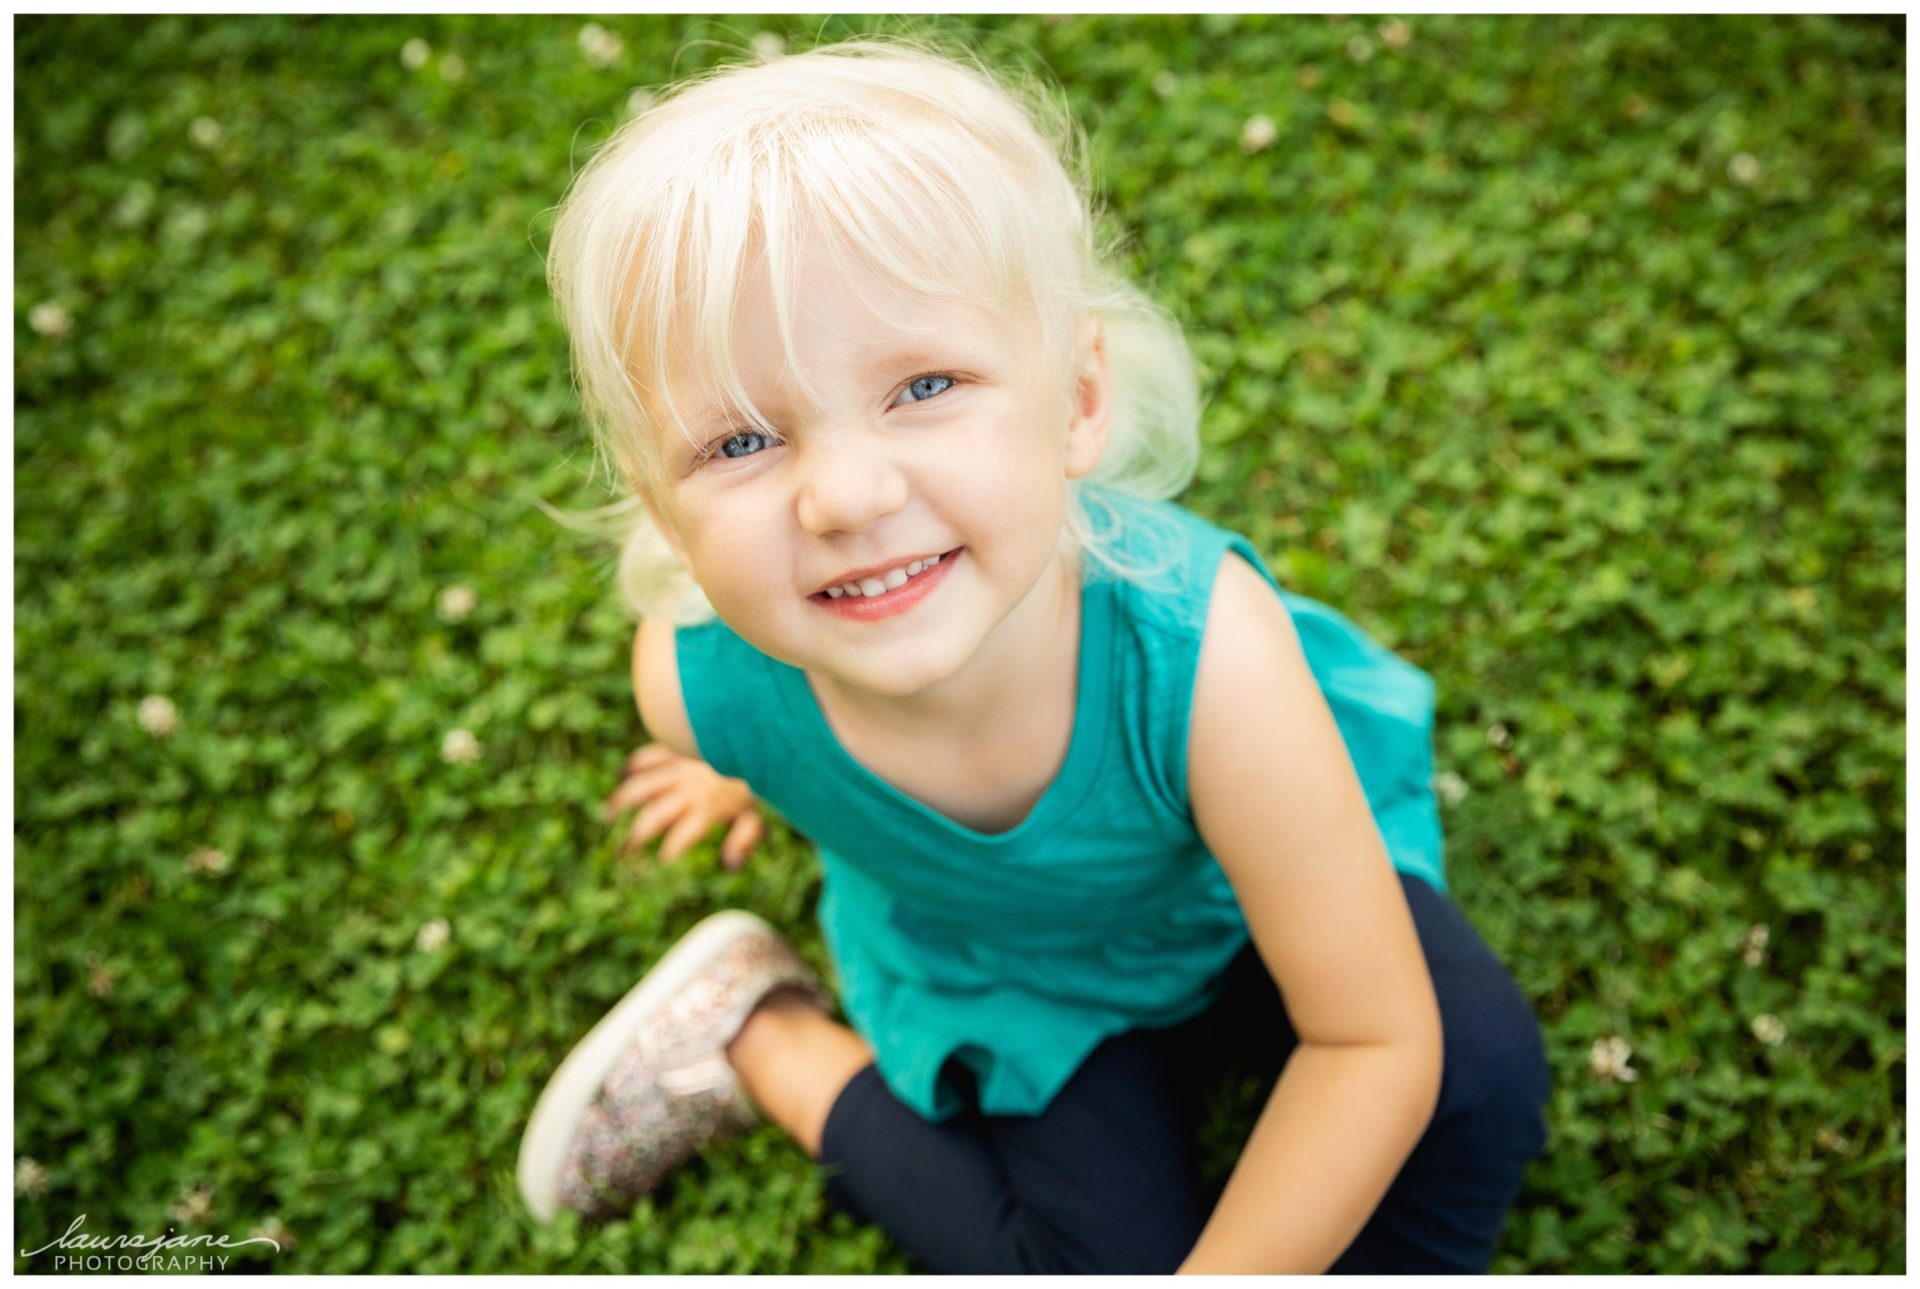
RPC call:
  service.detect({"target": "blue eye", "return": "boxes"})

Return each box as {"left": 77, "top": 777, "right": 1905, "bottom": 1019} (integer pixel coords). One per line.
{"left": 708, "top": 429, "right": 778, "bottom": 461}
{"left": 897, "top": 374, "right": 956, "bottom": 404}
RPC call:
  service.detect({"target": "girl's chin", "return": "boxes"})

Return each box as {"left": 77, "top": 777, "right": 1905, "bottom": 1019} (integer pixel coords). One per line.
{"left": 811, "top": 644, "right": 970, "bottom": 701}
{"left": 723, "top": 630, "right": 958, "bottom": 697}
{"left": 825, "top": 663, "right": 952, "bottom": 702}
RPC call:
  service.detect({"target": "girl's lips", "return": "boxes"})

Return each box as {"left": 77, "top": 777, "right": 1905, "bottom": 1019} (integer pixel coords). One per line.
{"left": 809, "top": 547, "right": 962, "bottom": 622}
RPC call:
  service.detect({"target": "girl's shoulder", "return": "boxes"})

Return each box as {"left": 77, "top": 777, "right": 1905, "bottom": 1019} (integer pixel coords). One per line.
{"left": 655, "top": 608, "right": 788, "bottom": 785}
{"left": 631, "top": 616, "right": 701, "bottom": 760}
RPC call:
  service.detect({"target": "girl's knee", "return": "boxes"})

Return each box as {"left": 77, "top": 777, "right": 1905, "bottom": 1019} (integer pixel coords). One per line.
{"left": 1431, "top": 974, "right": 1551, "bottom": 1157}
{"left": 1396, "top": 881, "right": 1551, "bottom": 1152}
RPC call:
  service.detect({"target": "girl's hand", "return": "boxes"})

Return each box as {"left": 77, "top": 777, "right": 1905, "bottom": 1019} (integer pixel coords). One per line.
{"left": 601, "top": 742, "right": 765, "bottom": 869}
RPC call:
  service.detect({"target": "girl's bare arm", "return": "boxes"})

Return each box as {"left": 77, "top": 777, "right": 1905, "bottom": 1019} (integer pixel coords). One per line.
{"left": 631, "top": 614, "right": 699, "bottom": 760}
{"left": 603, "top": 618, "right": 766, "bottom": 868}
{"left": 1177, "top": 554, "right": 1445, "bottom": 1274}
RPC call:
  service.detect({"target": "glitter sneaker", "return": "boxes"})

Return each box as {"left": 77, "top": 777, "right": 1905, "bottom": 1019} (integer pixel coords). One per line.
{"left": 517, "top": 909, "right": 832, "bottom": 1223}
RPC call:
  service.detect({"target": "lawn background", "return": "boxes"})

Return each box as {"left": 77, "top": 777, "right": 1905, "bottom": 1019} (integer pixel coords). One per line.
{"left": 13, "top": 13, "right": 1905, "bottom": 1274}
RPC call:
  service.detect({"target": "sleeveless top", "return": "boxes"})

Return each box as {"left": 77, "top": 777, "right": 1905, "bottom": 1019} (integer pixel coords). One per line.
{"left": 675, "top": 485, "right": 1445, "bottom": 1123}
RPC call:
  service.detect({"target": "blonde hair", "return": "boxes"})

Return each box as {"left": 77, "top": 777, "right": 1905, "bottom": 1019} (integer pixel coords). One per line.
{"left": 545, "top": 34, "right": 1201, "bottom": 624}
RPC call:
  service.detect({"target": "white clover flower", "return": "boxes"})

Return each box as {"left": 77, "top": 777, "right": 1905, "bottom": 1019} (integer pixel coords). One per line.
{"left": 1432, "top": 770, "right": 1469, "bottom": 807}
{"left": 440, "top": 53, "right": 466, "bottom": 83}
{"left": 115, "top": 182, "right": 156, "bottom": 227}
{"left": 138, "top": 694, "right": 180, "bottom": 737}
{"left": 1346, "top": 35, "right": 1374, "bottom": 63}
{"left": 1741, "top": 922, "right": 1770, "bottom": 967}
{"left": 578, "top": 23, "right": 623, "bottom": 69}
{"left": 751, "top": 31, "right": 786, "bottom": 61}
{"left": 401, "top": 39, "right": 431, "bottom": 70}
{"left": 1240, "top": 114, "right": 1278, "bottom": 153}
{"left": 1751, "top": 1013, "right": 1786, "bottom": 1046}
{"left": 15, "top": 1157, "right": 48, "bottom": 1200}
{"left": 1151, "top": 70, "right": 1179, "bottom": 99}
{"left": 28, "top": 301, "right": 71, "bottom": 337}
{"left": 1727, "top": 152, "right": 1762, "bottom": 185}
{"left": 168, "top": 1184, "right": 215, "bottom": 1226}
{"left": 249, "top": 1216, "right": 296, "bottom": 1251}
{"left": 626, "top": 87, "right": 654, "bottom": 116}
{"left": 1487, "top": 722, "right": 1513, "bottom": 749}
{"left": 188, "top": 116, "right": 223, "bottom": 149}
{"left": 167, "top": 206, "right": 212, "bottom": 242}
{"left": 1814, "top": 1127, "right": 1848, "bottom": 1153}
{"left": 436, "top": 584, "right": 476, "bottom": 622}
{"left": 1378, "top": 18, "right": 1412, "bottom": 49}
{"left": 185, "top": 846, "right": 231, "bottom": 875}
{"left": 1589, "top": 1034, "right": 1637, "bottom": 1083}
{"left": 415, "top": 917, "right": 452, "bottom": 953}
{"left": 441, "top": 728, "right": 482, "bottom": 765}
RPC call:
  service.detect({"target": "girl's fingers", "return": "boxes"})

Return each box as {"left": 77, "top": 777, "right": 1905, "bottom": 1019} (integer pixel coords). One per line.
{"left": 624, "top": 742, "right": 677, "bottom": 775}
{"left": 658, "top": 811, "right": 715, "bottom": 864}
{"left": 601, "top": 763, "right": 681, "bottom": 819}
{"left": 720, "top": 811, "right": 763, "bottom": 869}
{"left": 623, "top": 797, "right": 683, "bottom": 857}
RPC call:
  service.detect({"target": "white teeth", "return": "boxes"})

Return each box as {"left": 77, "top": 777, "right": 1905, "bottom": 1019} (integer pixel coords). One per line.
{"left": 825, "top": 552, "right": 951, "bottom": 599}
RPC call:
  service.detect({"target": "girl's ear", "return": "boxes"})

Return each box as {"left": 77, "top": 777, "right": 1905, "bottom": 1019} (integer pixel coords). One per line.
{"left": 1063, "top": 314, "right": 1113, "bottom": 481}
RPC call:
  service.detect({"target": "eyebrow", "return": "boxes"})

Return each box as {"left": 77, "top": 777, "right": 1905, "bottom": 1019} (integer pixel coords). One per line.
{"left": 672, "top": 387, "right": 788, "bottom": 441}
{"left": 859, "top": 346, "right": 959, "bottom": 376}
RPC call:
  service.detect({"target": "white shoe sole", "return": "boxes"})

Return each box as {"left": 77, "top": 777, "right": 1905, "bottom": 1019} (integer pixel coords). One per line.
{"left": 516, "top": 909, "right": 776, "bottom": 1223}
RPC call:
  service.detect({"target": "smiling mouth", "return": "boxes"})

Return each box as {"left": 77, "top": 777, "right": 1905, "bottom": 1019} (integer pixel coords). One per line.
{"left": 808, "top": 547, "right": 964, "bottom": 601}
{"left": 806, "top": 546, "right": 964, "bottom": 620}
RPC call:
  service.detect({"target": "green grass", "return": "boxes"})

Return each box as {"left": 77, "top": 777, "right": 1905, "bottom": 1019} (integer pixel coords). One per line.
{"left": 14, "top": 13, "right": 1904, "bottom": 1274}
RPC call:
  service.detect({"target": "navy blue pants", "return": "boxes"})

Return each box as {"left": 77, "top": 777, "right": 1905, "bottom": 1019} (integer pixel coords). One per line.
{"left": 817, "top": 872, "right": 1552, "bottom": 1274}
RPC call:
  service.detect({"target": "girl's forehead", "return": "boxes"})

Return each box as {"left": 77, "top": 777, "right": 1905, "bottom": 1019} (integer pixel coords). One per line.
{"left": 654, "top": 237, "right": 1040, "bottom": 414}
{"left": 738, "top": 243, "right": 1006, "bottom": 354}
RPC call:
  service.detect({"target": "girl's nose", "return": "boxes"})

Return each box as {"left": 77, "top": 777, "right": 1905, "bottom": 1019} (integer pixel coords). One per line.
{"left": 794, "top": 433, "right": 910, "bottom": 537}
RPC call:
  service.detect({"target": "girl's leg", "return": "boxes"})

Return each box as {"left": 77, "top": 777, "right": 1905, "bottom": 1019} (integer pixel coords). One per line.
{"left": 976, "top": 1031, "right": 1209, "bottom": 1272}
{"left": 1160, "top": 870, "right": 1552, "bottom": 1273}
{"left": 725, "top": 987, "right": 874, "bottom": 1158}
{"left": 727, "top": 990, "right": 1127, "bottom": 1272}
{"left": 816, "top": 1032, "right": 1207, "bottom": 1274}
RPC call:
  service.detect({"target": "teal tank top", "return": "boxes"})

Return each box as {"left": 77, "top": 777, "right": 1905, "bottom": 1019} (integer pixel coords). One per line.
{"left": 674, "top": 485, "right": 1445, "bottom": 1123}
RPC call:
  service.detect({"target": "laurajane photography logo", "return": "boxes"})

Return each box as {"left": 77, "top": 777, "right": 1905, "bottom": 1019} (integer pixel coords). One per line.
{"left": 21, "top": 1213, "right": 283, "bottom": 1272}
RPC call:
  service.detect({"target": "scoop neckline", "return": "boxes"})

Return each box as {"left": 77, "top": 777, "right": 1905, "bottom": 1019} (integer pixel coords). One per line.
{"left": 771, "top": 565, "right": 1114, "bottom": 846}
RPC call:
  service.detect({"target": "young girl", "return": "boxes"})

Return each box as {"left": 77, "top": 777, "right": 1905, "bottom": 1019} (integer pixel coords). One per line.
{"left": 516, "top": 38, "right": 1551, "bottom": 1274}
